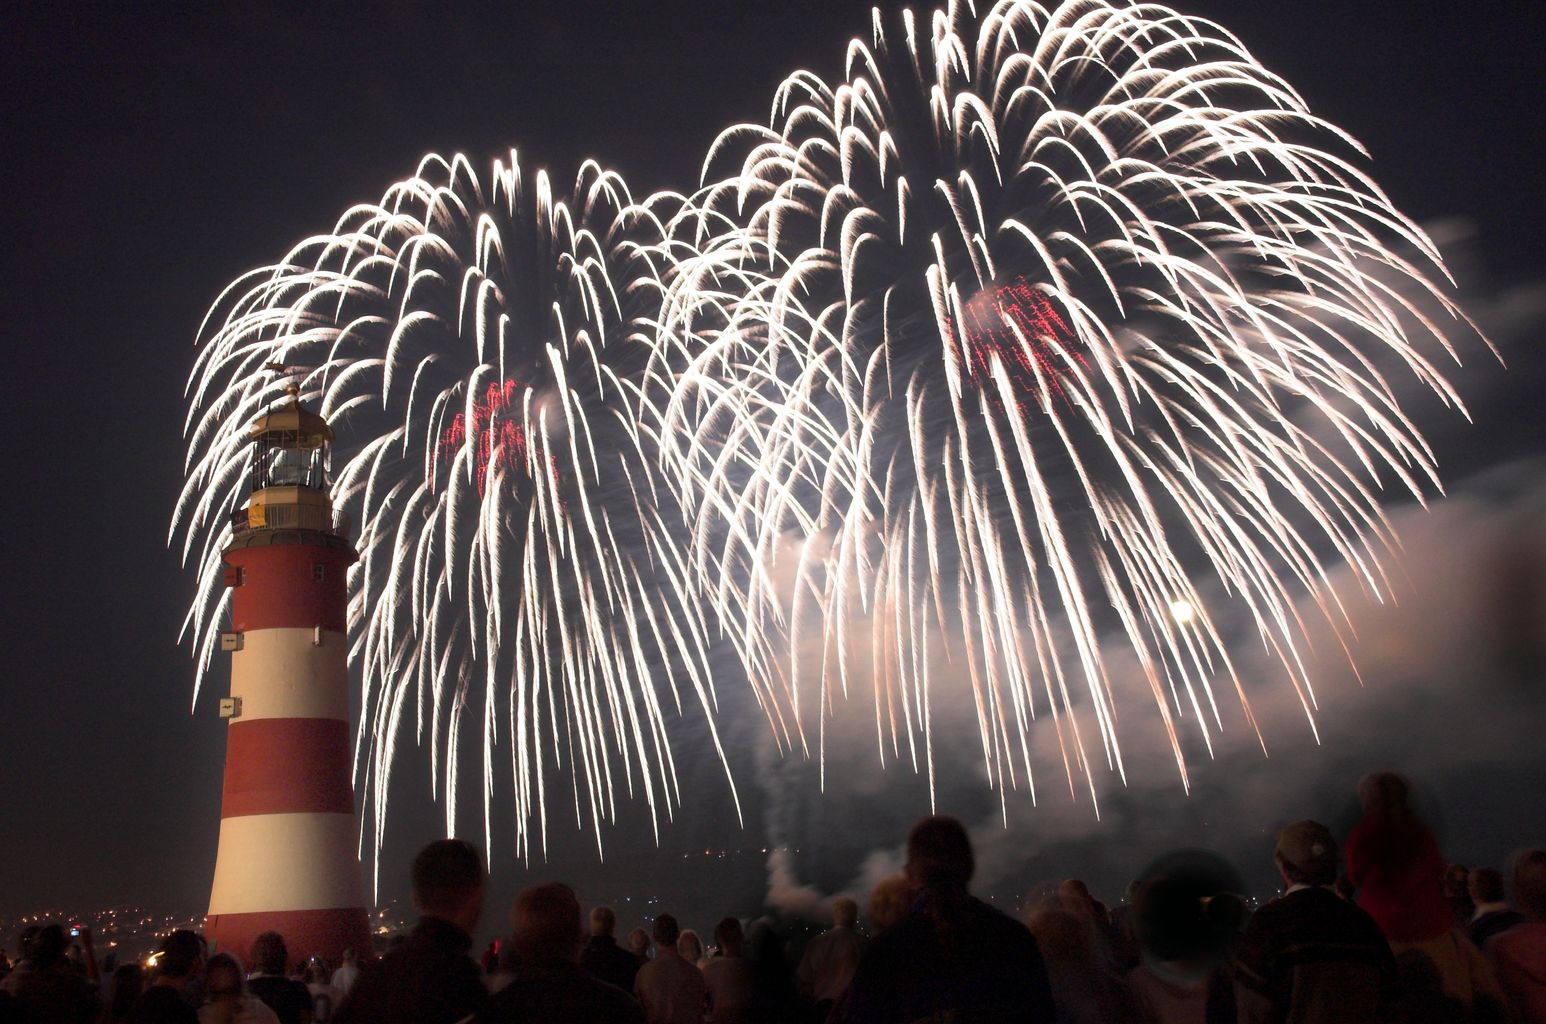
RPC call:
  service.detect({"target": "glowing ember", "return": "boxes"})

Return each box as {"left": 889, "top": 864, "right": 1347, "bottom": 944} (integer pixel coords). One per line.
{"left": 435, "top": 379, "right": 528, "bottom": 496}
{"left": 959, "top": 276, "right": 1081, "bottom": 402}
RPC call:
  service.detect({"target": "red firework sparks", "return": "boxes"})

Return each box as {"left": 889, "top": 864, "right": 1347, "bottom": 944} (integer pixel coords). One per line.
{"left": 435, "top": 379, "right": 529, "bottom": 496}
{"left": 959, "top": 276, "right": 1082, "bottom": 404}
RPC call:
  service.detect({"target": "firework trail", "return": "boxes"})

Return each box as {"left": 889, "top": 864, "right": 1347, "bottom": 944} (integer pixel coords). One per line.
{"left": 172, "top": 152, "right": 737, "bottom": 866}
{"left": 655, "top": 0, "right": 1482, "bottom": 814}
{"left": 176, "top": 0, "right": 1487, "bottom": 856}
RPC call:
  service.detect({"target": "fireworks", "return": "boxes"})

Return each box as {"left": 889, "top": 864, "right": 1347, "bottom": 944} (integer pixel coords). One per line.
{"left": 177, "top": 1, "right": 1483, "bottom": 851}
{"left": 173, "top": 153, "right": 738, "bottom": 865}
{"left": 655, "top": 0, "right": 1479, "bottom": 812}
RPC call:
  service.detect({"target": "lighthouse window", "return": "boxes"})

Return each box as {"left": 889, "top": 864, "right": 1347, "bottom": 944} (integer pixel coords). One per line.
{"left": 313, "top": 563, "right": 326, "bottom": 582}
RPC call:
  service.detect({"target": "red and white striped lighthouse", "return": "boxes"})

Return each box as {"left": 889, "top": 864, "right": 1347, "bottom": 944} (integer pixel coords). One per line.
{"left": 205, "top": 390, "right": 372, "bottom": 965}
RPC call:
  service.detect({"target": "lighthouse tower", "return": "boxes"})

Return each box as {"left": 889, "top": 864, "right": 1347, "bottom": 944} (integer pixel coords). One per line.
{"left": 206, "top": 388, "right": 372, "bottom": 964}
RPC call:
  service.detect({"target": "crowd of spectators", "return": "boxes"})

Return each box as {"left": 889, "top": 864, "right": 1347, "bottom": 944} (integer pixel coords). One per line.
{"left": 2, "top": 771, "right": 1542, "bottom": 1023}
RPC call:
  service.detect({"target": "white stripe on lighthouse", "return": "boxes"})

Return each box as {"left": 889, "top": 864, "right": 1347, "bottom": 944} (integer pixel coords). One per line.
{"left": 229, "top": 627, "right": 350, "bottom": 722}
{"left": 208, "top": 812, "right": 365, "bottom": 915}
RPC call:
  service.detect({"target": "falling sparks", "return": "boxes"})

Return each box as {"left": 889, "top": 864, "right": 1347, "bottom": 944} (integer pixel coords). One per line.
{"left": 174, "top": 154, "right": 739, "bottom": 876}
{"left": 959, "top": 276, "right": 1083, "bottom": 407}
{"left": 176, "top": 0, "right": 1483, "bottom": 860}
{"left": 652, "top": 0, "right": 1480, "bottom": 817}
{"left": 434, "top": 379, "right": 529, "bottom": 497}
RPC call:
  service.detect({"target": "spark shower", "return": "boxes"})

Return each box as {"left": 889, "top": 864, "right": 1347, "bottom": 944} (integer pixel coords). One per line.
{"left": 173, "top": 0, "right": 1482, "bottom": 866}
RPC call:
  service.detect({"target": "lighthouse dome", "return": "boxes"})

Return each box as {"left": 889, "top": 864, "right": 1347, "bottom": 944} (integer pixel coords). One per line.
{"left": 250, "top": 400, "right": 334, "bottom": 449}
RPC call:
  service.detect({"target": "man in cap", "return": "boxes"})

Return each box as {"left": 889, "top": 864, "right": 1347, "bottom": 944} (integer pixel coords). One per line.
{"left": 1234, "top": 820, "right": 1398, "bottom": 1024}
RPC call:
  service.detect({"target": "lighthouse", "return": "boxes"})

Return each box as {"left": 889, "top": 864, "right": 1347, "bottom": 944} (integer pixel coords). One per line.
{"left": 205, "top": 388, "right": 372, "bottom": 965}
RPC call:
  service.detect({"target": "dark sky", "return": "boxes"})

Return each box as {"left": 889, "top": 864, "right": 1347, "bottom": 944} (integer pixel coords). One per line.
{"left": 3, "top": 0, "right": 1544, "bottom": 941}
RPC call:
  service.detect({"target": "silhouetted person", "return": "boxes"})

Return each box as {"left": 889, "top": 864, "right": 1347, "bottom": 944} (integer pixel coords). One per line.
{"left": 1027, "top": 907, "right": 1138, "bottom": 1024}
{"left": 199, "top": 953, "right": 279, "bottom": 1024}
{"left": 796, "top": 897, "right": 864, "bottom": 1020}
{"left": 745, "top": 920, "right": 795, "bottom": 1023}
{"left": 1108, "top": 880, "right": 1143, "bottom": 972}
{"left": 1126, "top": 884, "right": 1230, "bottom": 1024}
{"left": 126, "top": 931, "right": 204, "bottom": 1024}
{"left": 839, "top": 815, "right": 1055, "bottom": 1022}
{"left": 104, "top": 964, "right": 147, "bottom": 1024}
{"left": 1233, "top": 820, "right": 1397, "bottom": 1024}
{"left": 1488, "top": 849, "right": 1546, "bottom": 1022}
{"left": 302, "top": 961, "right": 340, "bottom": 1024}
{"left": 1125, "top": 852, "right": 1244, "bottom": 1024}
{"left": 633, "top": 914, "right": 705, "bottom": 1024}
{"left": 485, "top": 936, "right": 521, "bottom": 995}
{"left": 246, "top": 934, "right": 310, "bottom": 1024}
{"left": 582, "top": 906, "right": 642, "bottom": 994}
{"left": 823, "top": 876, "right": 922, "bottom": 1024}
{"left": 1468, "top": 868, "right": 1525, "bottom": 950}
{"left": 677, "top": 931, "right": 708, "bottom": 969}
{"left": 329, "top": 953, "right": 359, "bottom": 1003}
{"left": 865, "top": 876, "right": 917, "bottom": 936}
{"left": 475, "top": 882, "right": 644, "bottom": 1024}
{"left": 71, "top": 927, "right": 100, "bottom": 993}
{"left": 334, "top": 838, "right": 488, "bottom": 1024}
{"left": 627, "top": 929, "right": 652, "bottom": 964}
{"left": 1344, "top": 772, "right": 1452, "bottom": 944}
{"left": 1447, "top": 865, "right": 1477, "bottom": 927}
{"left": 1060, "top": 878, "right": 1122, "bottom": 971}
{"left": 0, "top": 924, "right": 99, "bottom": 1024}
{"left": 702, "top": 918, "right": 754, "bottom": 1024}
{"left": 1345, "top": 773, "right": 1509, "bottom": 1023}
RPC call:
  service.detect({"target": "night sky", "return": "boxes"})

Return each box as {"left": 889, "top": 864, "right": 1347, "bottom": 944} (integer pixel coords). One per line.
{"left": 4, "top": 0, "right": 1544, "bottom": 944}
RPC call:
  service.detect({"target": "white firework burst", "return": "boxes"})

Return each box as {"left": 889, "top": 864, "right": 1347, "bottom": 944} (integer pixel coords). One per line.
{"left": 654, "top": 0, "right": 1482, "bottom": 812}
{"left": 173, "top": 152, "right": 737, "bottom": 868}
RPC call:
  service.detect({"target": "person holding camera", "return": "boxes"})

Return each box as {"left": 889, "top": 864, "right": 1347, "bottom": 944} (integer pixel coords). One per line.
{"left": 0, "top": 923, "right": 100, "bottom": 1023}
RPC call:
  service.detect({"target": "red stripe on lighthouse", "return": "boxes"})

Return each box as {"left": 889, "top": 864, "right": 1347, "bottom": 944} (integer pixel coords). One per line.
{"left": 226, "top": 544, "right": 352, "bottom": 633}
{"left": 221, "top": 718, "right": 354, "bottom": 818}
